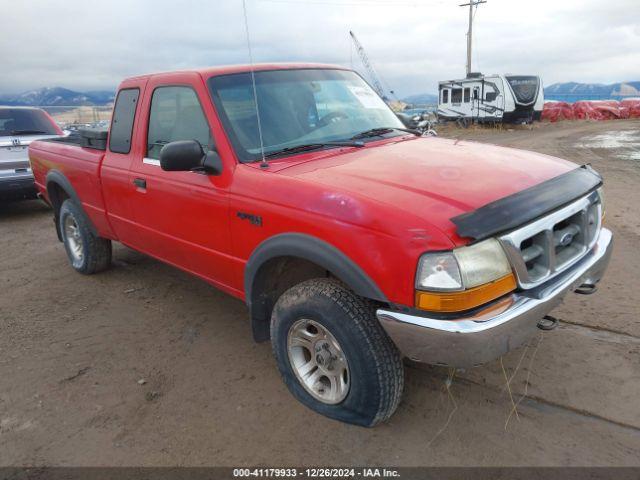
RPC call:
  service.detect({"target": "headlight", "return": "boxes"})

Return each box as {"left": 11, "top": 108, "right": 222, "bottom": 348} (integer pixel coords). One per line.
{"left": 416, "top": 238, "right": 512, "bottom": 291}
{"left": 454, "top": 238, "right": 513, "bottom": 288}
{"left": 415, "top": 238, "right": 516, "bottom": 312}
{"left": 415, "top": 252, "right": 463, "bottom": 291}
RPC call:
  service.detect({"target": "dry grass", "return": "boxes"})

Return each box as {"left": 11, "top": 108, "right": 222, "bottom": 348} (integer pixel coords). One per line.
{"left": 48, "top": 106, "right": 112, "bottom": 125}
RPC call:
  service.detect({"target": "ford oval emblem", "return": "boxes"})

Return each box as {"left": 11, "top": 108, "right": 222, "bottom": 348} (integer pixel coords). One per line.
{"left": 560, "top": 232, "right": 574, "bottom": 246}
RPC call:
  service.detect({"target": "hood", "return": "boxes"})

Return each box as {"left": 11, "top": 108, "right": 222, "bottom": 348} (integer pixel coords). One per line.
{"left": 276, "top": 137, "right": 576, "bottom": 241}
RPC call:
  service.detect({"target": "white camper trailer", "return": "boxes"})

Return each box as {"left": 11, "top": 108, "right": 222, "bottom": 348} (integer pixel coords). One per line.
{"left": 437, "top": 73, "right": 544, "bottom": 124}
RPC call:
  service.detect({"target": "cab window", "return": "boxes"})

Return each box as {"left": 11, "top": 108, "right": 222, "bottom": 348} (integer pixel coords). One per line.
{"left": 442, "top": 89, "right": 449, "bottom": 104}
{"left": 109, "top": 88, "right": 139, "bottom": 154}
{"left": 147, "top": 86, "right": 212, "bottom": 160}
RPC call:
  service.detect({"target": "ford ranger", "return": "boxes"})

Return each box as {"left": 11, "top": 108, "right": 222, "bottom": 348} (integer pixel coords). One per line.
{"left": 28, "top": 64, "right": 612, "bottom": 427}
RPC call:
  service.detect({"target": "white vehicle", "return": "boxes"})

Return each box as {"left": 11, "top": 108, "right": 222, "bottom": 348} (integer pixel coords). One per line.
{"left": 0, "top": 107, "right": 63, "bottom": 200}
{"left": 437, "top": 73, "right": 544, "bottom": 125}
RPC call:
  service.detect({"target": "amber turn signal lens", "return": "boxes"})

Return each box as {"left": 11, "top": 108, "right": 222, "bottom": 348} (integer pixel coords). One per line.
{"left": 415, "top": 273, "right": 517, "bottom": 313}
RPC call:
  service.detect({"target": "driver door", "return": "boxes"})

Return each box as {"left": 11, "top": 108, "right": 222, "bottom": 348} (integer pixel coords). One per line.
{"left": 128, "top": 75, "right": 236, "bottom": 289}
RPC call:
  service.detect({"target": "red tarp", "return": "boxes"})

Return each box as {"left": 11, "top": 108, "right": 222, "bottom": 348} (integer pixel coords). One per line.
{"left": 621, "top": 99, "right": 640, "bottom": 118}
{"left": 541, "top": 101, "right": 574, "bottom": 122}
{"left": 542, "top": 99, "right": 640, "bottom": 122}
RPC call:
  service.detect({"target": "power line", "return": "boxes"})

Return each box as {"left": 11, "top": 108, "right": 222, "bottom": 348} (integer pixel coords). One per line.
{"left": 258, "top": 0, "right": 444, "bottom": 6}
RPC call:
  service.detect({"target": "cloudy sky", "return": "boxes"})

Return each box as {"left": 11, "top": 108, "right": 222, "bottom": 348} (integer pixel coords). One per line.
{"left": 1, "top": 0, "right": 638, "bottom": 97}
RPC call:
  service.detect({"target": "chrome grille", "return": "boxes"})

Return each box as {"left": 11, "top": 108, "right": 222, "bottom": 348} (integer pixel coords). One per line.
{"left": 499, "top": 191, "right": 602, "bottom": 289}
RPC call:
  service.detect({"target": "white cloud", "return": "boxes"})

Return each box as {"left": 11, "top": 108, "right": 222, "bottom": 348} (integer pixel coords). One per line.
{"left": 0, "top": 0, "right": 638, "bottom": 97}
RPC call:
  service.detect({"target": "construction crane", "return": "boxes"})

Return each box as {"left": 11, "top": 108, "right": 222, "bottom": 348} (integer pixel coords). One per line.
{"left": 349, "top": 31, "right": 391, "bottom": 102}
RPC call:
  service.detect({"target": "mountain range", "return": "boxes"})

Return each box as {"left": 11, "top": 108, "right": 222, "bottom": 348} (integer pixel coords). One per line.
{"left": 2, "top": 80, "right": 639, "bottom": 108}
{"left": 0, "top": 87, "right": 115, "bottom": 107}
{"left": 401, "top": 92, "right": 439, "bottom": 105}
{"left": 545, "top": 81, "right": 640, "bottom": 97}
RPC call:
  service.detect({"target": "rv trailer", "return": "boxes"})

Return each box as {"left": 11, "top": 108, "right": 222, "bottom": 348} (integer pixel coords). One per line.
{"left": 437, "top": 73, "right": 544, "bottom": 124}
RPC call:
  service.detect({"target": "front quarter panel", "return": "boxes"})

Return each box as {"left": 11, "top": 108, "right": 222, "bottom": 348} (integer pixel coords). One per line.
{"left": 229, "top": 164, "right": 455, "bottom": 307}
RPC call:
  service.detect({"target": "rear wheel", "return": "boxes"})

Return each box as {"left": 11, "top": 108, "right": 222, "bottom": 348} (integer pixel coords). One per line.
{"left": 271, "top": 278, "right": 404, "bottom": 427}
{"left": 59, "top": 199, "right": 112, "bottom": 274}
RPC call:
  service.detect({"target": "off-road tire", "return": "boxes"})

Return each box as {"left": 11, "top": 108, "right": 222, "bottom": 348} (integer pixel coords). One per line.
{"left": 271, "top": 278, "right": 404, "bottom": 427}
{"left": 59, "top": 199, "right": 112, "bottom": 274}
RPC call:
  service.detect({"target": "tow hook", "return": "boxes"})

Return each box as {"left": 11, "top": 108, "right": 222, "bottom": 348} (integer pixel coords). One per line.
{"left": 537, "top": 315, "right": 559, "bottom": 331}
{"left": 575, "top": 283, "right": 598, "bottom": 295}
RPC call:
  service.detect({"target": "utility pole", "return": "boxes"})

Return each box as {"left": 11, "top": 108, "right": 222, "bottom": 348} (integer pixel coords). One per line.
{"left": 459, "top": 0, "right": 486, "bottom": 77}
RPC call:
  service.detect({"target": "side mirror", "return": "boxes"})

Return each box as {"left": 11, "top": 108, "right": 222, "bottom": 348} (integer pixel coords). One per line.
{"left": 202, "top": 149, "right": 223, "bottom": 176}
{"left": 159, "top": 140, "right": 222, "bottom": 176}
{"left": 160, "top": 140, "right": 203, "bottom": 171}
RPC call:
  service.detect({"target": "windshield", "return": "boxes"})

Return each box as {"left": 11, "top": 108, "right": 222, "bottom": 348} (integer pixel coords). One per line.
{"left": 208, "top": 68, "right": 405, "bottom": 162}
{"left": 0, "top": 108, "right": 59, "bottom": 136}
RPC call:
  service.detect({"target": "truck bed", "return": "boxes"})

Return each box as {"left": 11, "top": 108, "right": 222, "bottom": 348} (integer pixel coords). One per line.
{"left": 28, "top": 138, "right": 115, "bottom": 238}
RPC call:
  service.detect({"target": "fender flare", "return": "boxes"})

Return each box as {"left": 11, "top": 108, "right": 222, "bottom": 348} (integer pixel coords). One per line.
{"left": 245, "top": 233, "right": 388, "bottom": 341}
{"left": 45, "top": 170, "right": 98, "bottom": 238}
{"left": 245, "top": 233, "right": 388, "bottom": 342}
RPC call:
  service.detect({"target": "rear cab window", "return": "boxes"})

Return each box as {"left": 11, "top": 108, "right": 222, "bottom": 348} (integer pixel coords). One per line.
{"left": 109, "top": 88, "right": 140, "bottom": 154}
{"left": 146, "top": 86, "right": 212, "bottom": 160}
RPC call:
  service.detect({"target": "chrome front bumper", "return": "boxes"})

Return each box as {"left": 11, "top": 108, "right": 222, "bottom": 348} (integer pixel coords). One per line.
{"left": 377, "top": 228, "right": 613, "bottom": 368}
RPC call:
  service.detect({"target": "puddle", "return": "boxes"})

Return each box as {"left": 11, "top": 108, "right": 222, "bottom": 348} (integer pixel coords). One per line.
{"left": 576, "top": 130, "right": 640, "bottom": 161}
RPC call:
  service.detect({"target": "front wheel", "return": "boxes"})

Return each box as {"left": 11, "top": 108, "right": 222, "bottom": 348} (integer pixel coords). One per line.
{"left": 271, "top": 278, "right": 404, "bottom": 427}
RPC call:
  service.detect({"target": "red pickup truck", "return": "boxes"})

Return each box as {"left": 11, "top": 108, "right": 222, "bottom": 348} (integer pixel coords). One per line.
{"left": 29, "top": 64, "right": 612, "bottom": 427}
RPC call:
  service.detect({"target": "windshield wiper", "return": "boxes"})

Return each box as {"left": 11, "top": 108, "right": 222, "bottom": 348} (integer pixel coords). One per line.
{"left": 264, "top": 141, "right": 364, "bottom": 159}
{"left": 351, "top": 127, "right": 420, "bottom": 140}
{"left": 10, "top": 129, "right": 49, "bottom": 135}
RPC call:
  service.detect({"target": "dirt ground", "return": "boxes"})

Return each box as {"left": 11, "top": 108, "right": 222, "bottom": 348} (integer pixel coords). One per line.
{"left": 1, "top": 120, "right": 639, "bottom": 467}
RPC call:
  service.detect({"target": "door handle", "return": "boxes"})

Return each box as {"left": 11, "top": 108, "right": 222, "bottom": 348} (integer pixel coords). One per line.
{"left": 133, "top": 178, "right": 146, "bottom": 189}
